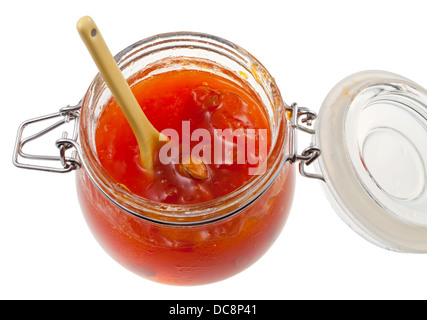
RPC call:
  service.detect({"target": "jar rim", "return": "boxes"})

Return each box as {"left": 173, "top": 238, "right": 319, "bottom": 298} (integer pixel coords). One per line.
{"left": 78, "top": 31, "right": 292, "bottom": 226}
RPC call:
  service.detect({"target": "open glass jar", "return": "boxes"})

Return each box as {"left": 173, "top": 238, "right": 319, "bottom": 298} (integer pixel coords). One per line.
{"left": 13, "top": 32, "right": 295, "bottom": 285}
{"left": 13, "top": 31, "right": 427, "bottom": 285}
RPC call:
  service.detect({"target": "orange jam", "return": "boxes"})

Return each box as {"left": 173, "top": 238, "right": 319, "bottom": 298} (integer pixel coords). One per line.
{"left": 77, "top": 66, "right": 295, "bottom": 285}
{"left": 95, "top": 69, "right": 271, "bottom": 204}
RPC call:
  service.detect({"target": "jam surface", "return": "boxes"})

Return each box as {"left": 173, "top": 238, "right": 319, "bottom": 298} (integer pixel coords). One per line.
{"left": 95, "top": 69, "right": 271, "bottom": 204}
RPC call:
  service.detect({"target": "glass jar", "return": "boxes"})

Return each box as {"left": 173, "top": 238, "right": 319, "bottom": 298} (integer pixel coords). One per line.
{"left": 14, "top": 32, "right": 295, "bottom": 285}
{"left": 15, "top": 31, "right": 426, "bottom": 286}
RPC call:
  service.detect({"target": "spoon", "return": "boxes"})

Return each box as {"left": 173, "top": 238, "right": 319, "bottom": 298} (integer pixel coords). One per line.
{"left": 76, "top": 16, "right": 162, "bottom": 170}
{"left": 76, "top": 16, "right": 208, "bottom": 179}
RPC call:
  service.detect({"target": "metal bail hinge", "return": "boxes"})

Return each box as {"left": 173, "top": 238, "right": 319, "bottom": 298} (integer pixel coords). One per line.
{"left": 12, "top": 101, "right": 82, "bottom": 173}
{"left": 286, "top": 102, "right": 324, "bottom": 181}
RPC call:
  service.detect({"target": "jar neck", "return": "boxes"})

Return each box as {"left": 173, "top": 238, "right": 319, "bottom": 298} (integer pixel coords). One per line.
{"left": 78, "top": 32, "right": 291, "bottom": 226}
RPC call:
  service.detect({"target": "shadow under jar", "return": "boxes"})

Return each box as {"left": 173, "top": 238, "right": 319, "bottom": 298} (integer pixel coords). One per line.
{"left": 76, "top": 32, "right": 295, "bottom": 285}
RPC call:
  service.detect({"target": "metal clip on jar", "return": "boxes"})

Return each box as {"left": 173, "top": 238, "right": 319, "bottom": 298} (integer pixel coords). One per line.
{"left": 12, "top": 32, "right": 427, "bottom": 285}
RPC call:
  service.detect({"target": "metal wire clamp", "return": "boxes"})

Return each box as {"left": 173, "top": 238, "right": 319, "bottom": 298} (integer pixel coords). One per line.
{"left": 286, "top": 102, "right": 324, "bottom": 181}
{"left": 12, "top": 101, "right": 82, "bottom": 173}
{"left": 12, "top": 99, "right": 323, "bottom": 180}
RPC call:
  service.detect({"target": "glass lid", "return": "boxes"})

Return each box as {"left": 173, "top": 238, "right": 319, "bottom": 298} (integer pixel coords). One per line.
{"left": 314, "top": 70, "right": 427, "bottom": 253}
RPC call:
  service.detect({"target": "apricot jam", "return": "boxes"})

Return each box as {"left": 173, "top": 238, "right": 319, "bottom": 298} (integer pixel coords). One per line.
{"left": 76, "top": 33, "right": 294, "bottom": 285}
{"left": 95, "top": 69, "right": 270, "bottom": 204}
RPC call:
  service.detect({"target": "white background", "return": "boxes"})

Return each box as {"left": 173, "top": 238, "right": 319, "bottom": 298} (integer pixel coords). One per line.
{"left": 1, "top": 0, "right": 426, "bottom": 300}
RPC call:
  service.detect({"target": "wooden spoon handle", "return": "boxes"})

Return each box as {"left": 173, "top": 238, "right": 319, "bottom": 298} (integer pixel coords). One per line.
{"left": 76, "top": 16, "right": 158, "bottom": 169}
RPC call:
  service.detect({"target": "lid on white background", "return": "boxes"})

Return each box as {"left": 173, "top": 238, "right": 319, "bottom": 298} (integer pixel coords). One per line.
{"left": 315, "top": 70, "right": 427, "bottom": 252}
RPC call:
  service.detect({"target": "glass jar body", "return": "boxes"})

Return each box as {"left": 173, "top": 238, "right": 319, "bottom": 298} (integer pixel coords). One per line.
{"left": 76, "top": 32, "right": 295, "bottom": 285}
{"left": 76, "top": 164, "right": 294, "bottom": 285}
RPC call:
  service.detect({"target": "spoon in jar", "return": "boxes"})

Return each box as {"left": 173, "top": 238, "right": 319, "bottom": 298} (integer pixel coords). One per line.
{"left": 76, "top": 16, "right": 208, "bottom": 178}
